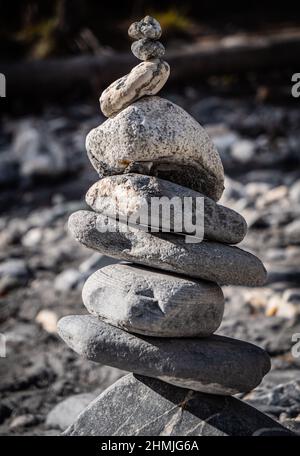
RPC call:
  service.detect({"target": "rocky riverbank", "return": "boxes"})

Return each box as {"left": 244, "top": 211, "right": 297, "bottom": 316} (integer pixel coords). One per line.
{"left": 1, "top": 85, "right": 300, "bottom": 434}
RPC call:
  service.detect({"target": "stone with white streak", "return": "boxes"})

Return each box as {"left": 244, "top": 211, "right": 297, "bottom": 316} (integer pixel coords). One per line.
{"left": 100, "top": 61, "right": 169, "bottom": 118}
{"left": 64, "top": 374, "right": 292, "bottom": 436}
{"left": 86, "top": 174, "right": 247, "bottom": 244}
{"left": 82, "top": 263, "right": 224, "bottom": 337}
{"left": 87, "top": 96, "right": 224, "bottom": 200}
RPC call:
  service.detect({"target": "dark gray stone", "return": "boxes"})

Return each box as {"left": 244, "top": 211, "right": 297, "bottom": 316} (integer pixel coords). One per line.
{"left": 63, "top": 374, "right": 292, "bottom": 436}
{"left": 244, "top": 380, "right": 300, "bottom": 420}
{"left": 0, "top": 153, "right": 19, "bottom": 187}
{"left": 58, "top": 315, "right": 271, "bottom": 395}
{"left": 68, "top": 210, "right": 267, "bottom": 286}
{"left": 86, "top": 174, "right": 247, "bottom": 244}
{"left": 82, "top": 263, "right": 224, "bottom": 337}
{"left": 131, "top": 39, "right": 165, "bottom": 61}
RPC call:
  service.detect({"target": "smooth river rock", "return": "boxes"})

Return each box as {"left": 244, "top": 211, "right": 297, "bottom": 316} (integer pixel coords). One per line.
{"left": 128, "top": 16, "right": 162, "bottom": 40}
{"left": 68, "top": 210, "right": 267, "bottom": 286}
{"left": 100, "top": 60, "right": 169, "bottom": 118}
{"left": 64, "top": 374, "right": 292, "bottom": 436}
{"left": 131, "top": 38, "right": 165, "bottom": 60}
{"left": 46, "top": 392, "right": 97, "bottom": 431}
{"left": 86, "top": 174, "right": 247, "bottom": 244}
{"left": 82, "top": 263, "right": 224, "bottom": 337}
{"left": 86, "top": 96, "right": 224, "bottom": 201}
{"left": 58, "top": 315, "right": 271, "bottom": 395}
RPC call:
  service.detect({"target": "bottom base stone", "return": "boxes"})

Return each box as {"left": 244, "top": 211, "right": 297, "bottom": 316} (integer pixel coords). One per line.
{"left": 63, "top": 374, "right": 292, "bottom": 436}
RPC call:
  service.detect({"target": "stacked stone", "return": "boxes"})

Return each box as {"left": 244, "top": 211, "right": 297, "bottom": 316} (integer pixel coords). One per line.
{"left": 58, "top": 17, "right": 290, "bottom": 436}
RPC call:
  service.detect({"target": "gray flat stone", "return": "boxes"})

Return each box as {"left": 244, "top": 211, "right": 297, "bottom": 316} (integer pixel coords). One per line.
{"left": 86, "top": 174, "right": 247, "bottom": 244}
{"left": 100, "top": 61, "right": 169, "bottom": 118}
{"left": 63, "top": 374, "right": 292, "bottom": 436}
{"left": 86, "top": 96, "right": 224, "bottom": 201}
{"left": 131, "top": 39, "right": 165, "bottom": 61}
{"left": 82, "top": 263, "right": 224, "bottom": 337}
{"left": 68, "top": 210, "right": 267, "bottom": 286}
{"left": 58, "top": 315, "right": 271, "bottom": 395}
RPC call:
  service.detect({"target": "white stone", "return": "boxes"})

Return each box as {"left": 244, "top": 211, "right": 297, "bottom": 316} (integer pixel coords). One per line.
{"left": 35, "top": 310, "right": 58, "bottom": 334}
{"left": 231, "top": 139, "right": 255, "bottom": 163}
{"left": 100, "top": 60, "right": 169, "bottom": 117}
{"left": 87, "top": 96, "right": 224, "bottom": 200}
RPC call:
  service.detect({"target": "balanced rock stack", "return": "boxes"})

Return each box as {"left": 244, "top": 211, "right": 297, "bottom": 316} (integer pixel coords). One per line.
{"left": 58, "top": 17, "right": 291, "bottom": 436}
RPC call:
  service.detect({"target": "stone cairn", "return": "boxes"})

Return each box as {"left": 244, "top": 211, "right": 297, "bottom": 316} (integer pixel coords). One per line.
{"left": 58, "top": 17, "right": 291, "bottom": 436}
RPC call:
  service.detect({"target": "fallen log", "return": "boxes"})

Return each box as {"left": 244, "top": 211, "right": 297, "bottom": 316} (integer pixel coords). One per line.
{"left": 1, "top": 28, "right": 300, "bottom": 100}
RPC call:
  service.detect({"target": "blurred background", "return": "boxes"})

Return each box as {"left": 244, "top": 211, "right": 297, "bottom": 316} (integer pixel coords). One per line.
{"left": 1, "top": 0, "right": 300, "bottom": 435}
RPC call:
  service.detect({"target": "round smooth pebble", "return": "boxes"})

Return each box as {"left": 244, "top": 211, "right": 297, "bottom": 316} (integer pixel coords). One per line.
{"left": 82, "top": 263, "right": 224, "bottom": 338}
{"left": 131, "top": 39, "right": 165, "bottom": 61}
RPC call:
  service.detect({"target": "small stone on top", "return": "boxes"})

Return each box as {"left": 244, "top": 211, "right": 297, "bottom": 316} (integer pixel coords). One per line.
{"left": 128, "top": 16, "right": 162, "bottom": 40}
